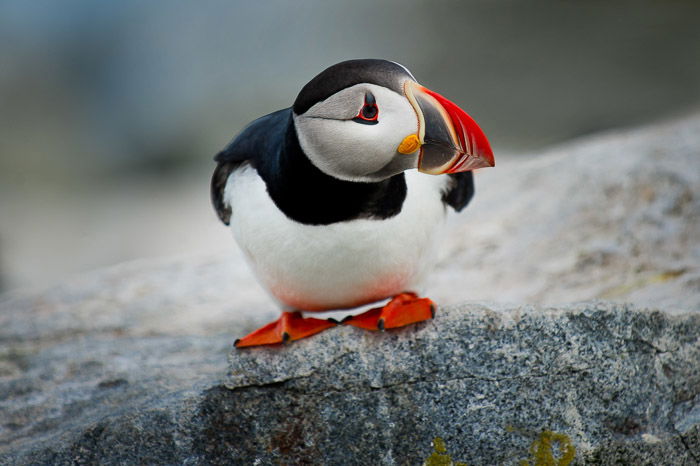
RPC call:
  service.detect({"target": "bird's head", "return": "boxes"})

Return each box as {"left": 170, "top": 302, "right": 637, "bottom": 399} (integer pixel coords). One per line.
{"left": 292, "top": 59, "right": 494, "bottom": 182}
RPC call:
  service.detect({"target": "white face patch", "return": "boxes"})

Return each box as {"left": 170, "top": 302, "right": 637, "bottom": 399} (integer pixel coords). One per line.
{"left": 294, "top": 83, "right": 420, "bottom": 182}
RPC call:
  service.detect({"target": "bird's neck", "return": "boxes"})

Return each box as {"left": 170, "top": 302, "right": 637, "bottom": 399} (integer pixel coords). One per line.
{"left": 261, "top": 113, "right": 407, "bottom": 225}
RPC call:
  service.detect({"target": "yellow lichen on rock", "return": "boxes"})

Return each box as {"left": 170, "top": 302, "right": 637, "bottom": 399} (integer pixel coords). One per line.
{"left": 424, "top": 428, "right": 575, "bottom": 465}
{"left": 518, "top": 430, "right": 576, "bottom": 466}
{"left": 423, "top": 437, "right": 468, "bottom": 466}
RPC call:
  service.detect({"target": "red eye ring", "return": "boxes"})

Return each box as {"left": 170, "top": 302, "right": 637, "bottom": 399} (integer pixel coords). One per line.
{"left": 352, "top": 93, "right": 379, "bottom": 125}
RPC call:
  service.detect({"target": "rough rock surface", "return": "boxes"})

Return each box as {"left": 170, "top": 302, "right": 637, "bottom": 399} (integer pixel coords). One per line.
{"left": 1, "top": 113, "right": 700, "bottom": 464}
{"left": 218, "top": 303, "right": 700, "bottom": 465}
{"left": 2, "top": 303, "right": 699, "bottom": 465}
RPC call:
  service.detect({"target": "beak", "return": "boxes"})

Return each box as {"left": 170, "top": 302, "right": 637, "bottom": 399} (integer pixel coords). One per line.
{"left": 403, "top": 81, "right": 495, "bottom": 174}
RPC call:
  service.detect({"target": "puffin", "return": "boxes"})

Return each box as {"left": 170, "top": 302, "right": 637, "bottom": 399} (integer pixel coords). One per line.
{"left": 211, "top": 59, "right": 494, "bottom": 348}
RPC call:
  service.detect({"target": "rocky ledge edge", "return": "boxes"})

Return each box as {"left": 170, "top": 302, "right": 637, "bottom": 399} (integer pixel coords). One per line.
{"left": 2, "top": 301, "right": 698, "bottom": 465}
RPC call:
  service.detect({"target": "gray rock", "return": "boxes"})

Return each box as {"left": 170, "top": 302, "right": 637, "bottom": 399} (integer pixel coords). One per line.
{"left": 2, "top": 303, "right": 699, "bottom": 464}
{"left": 217, "top": 302, "right": 700, "bottom": 465}
{"left": 1, "top": 113, "right": 700, "bottom": 464}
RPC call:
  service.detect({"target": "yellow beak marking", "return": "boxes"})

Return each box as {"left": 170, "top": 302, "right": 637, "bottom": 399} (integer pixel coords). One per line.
{"left": 397, "top": 133, "right": 421, "bottom": 154}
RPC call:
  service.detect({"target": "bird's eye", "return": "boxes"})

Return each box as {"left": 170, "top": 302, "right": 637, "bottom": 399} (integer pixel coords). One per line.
{"left": 352, "top": 93, "right": 379, "bottom": 125}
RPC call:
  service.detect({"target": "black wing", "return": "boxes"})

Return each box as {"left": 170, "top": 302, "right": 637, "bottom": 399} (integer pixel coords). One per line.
{"left": 211, "top": 159, "right": 241, "bottom": 225}
{"left": 442, "top": 171, "right": 475, "bottom": 212}
{"left": 210, "top": 108, "right": 291, "bottom": 225}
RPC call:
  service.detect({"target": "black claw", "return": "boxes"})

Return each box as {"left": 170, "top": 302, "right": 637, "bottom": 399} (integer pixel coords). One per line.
{"left": 282, "top": 332, "right": 291, "bottom": 344}
{"left": 327, "top": 318, "right": 340, "bottom": 324}
{"left": 378, "top": 319, "right": 385, "bottom": 332}
{"left": 341, "top": 315, "right": 353, "bottom": 324}
{"left": 430, "top": 304, "right": 436, "bottom": 319}
{"left": 233, "top": 338, "right": 241, "bottom": 347}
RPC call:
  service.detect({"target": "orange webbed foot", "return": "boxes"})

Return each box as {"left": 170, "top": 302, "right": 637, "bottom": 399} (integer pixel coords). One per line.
{"left": 343, "top": 292, "right": 435, "bottom": 331}
{"left": 234, "top": 311, "right": 337, "bottom": 348}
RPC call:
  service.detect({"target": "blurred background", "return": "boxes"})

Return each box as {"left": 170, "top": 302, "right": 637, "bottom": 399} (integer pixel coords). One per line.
{"left": 1, "top": 0, "right": 700, "bottom": 293}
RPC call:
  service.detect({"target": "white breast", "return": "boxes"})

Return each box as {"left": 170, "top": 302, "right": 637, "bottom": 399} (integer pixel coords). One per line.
{"left": 226, "top": 167, "right": 448, "bottom": 311}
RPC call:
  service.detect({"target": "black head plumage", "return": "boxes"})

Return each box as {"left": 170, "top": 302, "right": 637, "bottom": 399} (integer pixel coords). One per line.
{"left": 292, "top": 59, "right": 415, "bottom": 115}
